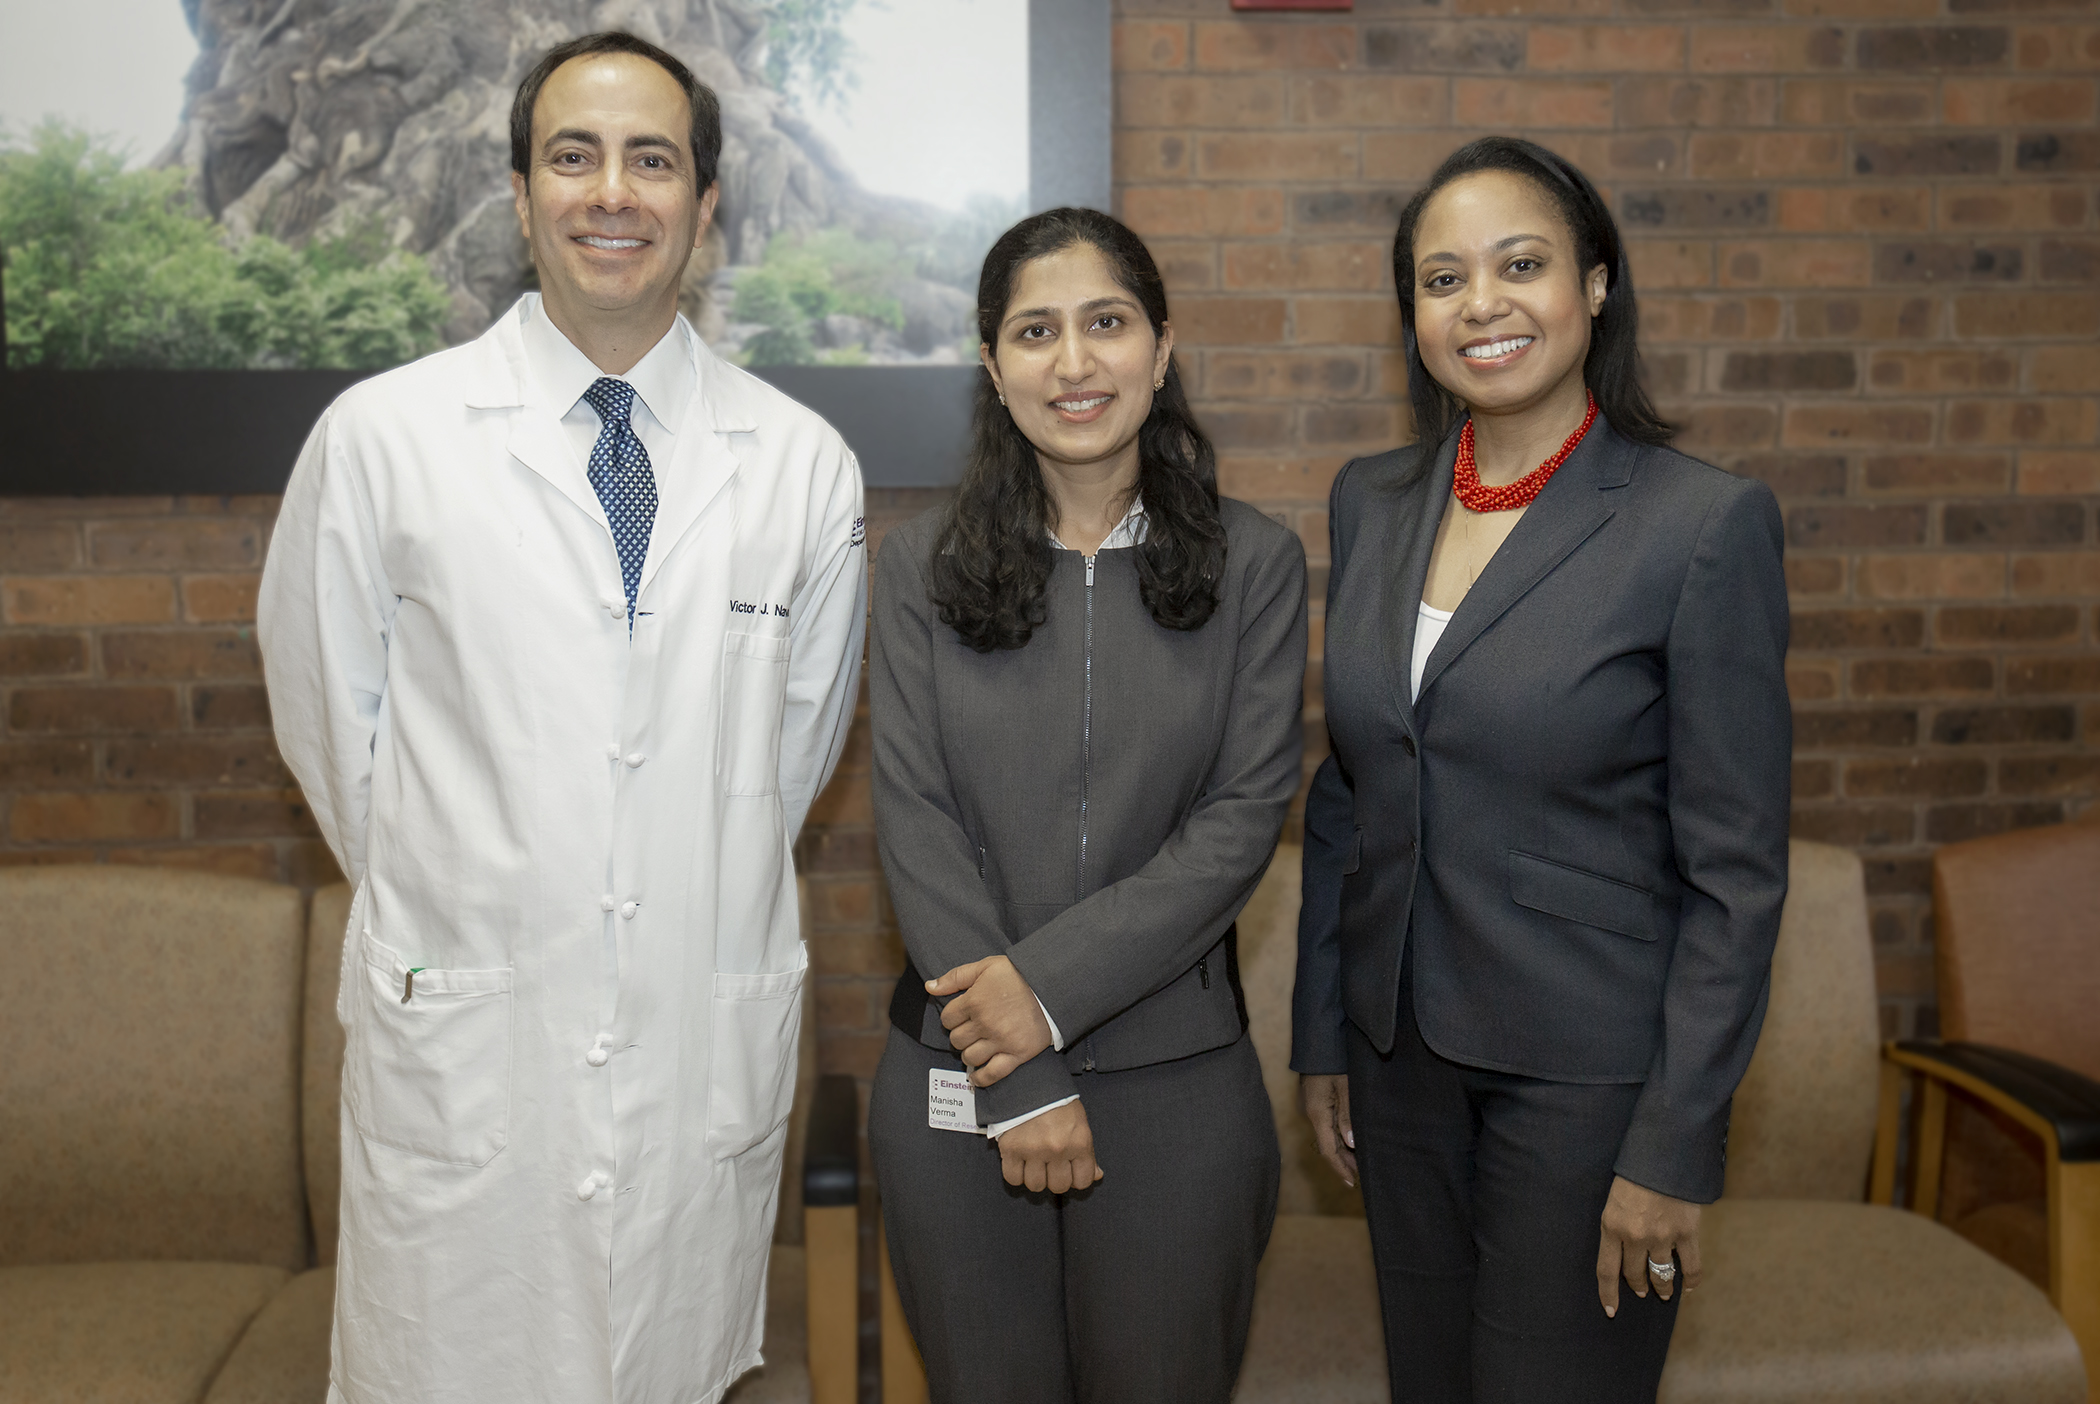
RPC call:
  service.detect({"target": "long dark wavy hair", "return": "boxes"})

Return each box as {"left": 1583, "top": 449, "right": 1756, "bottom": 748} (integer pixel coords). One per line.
{"left": 928, "top": 208, "right": 1225, "bottom": 653}
{"left": 1391, "top": 136, "right": 1673, "bottom": 450}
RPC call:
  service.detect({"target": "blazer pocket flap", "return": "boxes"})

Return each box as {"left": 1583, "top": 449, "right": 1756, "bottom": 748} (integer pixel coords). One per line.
{"left": 1508, "top": 851, "right": 1656, "bottom": 941}
{"left": 1341, "top": 828, "right": 1363, "bottom": 875}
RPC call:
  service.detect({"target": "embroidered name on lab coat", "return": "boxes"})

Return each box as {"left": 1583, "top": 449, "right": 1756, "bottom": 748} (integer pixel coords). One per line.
{"left": 728, "top": 599, "right": 790, "bottom": 618}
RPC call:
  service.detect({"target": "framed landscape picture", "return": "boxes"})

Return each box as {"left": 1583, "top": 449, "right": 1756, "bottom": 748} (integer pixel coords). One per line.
{"left": 0, "top": 0, "right": 1109, "bottom": 492}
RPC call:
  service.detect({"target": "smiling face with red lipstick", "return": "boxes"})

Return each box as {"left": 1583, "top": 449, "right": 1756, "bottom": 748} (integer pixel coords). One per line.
{"left": 1408, "top": 169, "right": 1608, "bottom": 479}
{"left": 979, "top": 242, "right": 1175, "bottom": 551}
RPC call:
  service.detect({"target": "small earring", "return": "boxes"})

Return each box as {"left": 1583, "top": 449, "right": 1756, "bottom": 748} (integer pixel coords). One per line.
{"left": 1154, "top": 378, "right": 1165, "bottom": 391}
{"left": 998, "top": 394, "right": 1006, "bottom": 406}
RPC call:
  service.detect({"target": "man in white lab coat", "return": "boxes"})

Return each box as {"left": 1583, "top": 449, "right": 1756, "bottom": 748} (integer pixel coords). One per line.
{"left": 259, "top": 32, "right": 865, "bottom": 1404}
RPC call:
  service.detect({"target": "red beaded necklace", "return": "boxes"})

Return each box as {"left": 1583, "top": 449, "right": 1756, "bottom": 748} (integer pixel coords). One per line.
{"left": 1453, "top": 392, "right": 1597, "bottom": 513}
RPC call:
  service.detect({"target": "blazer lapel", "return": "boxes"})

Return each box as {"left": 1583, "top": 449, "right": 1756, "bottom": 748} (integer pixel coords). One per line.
{"left": 1415, "top": 419, "right": 1635, "bottom": 702}
{"left": 1379, "top": 428, "right": 1460, "bottom": 726}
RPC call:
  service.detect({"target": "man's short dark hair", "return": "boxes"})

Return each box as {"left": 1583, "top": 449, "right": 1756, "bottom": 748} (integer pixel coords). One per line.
{"left": 510, "top": 32, "right": 723, "bottom": 192}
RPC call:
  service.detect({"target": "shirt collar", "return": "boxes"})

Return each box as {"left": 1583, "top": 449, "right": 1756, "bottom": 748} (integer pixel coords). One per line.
{"left": 519, "top": 292, "right": 693, "bottom": 434}
{"left": 1048, "top": 495, "right": 1148, "bottom": 552}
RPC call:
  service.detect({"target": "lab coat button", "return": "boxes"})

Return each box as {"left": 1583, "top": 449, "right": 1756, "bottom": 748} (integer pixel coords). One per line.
{"left": 625, "top": 752, "right": 646, "bottom": 768}
{"left": 605, "top": 743, "right": 621, "bottom": 760}
{"left": 605, "top": 598, "right": 625, "bottom": 618}
{"left": 620, "top": 901, "right": 639, "bottom": 920}
{"left": 576, "top": 1174, "right": 600, "bottom": 1201}
{"left": 586, "top": 1046, "right": 610, "bottom": 1067}
{"left": 599, "top": 895, "right": 616, "bottom": 912}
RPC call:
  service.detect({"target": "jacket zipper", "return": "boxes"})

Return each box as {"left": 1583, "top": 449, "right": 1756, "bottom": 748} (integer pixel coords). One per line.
{"left": 1081, "top": 553, "right": 1097, "bottom": 1072}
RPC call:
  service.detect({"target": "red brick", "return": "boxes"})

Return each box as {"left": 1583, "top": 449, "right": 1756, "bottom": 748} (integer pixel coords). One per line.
{"left": 1691, "top": 132, "right": 1847, "bottom": 180}
{"left": 104, "top": 737, "right": 288, "bottom": 787}
{"left": 2012, "top": 552, "right": 2100, "bottom": 595}
{"left": 1867, "top": 350, "right": 2017, "bottom": 394}
{"left": 1457, "top": 0, "right": 1612, "bottom": 11}
{"left": 1795, "top": 708, "right": 1921, "bottom": 747}
{"left": 1122, "top": 186, "right": 1285, "bottom": 238}
{"left": 1792, "top": 608, "right": 1928, "bottom": 649}
{"left": 1719, "top": 239, "right": 1872, "bottom": 287}
{"left": 1174, "top": 297, "right": 1289, "bottom": 346}
{"left": 10, "top": 792, "right": 178, "bottom": 843}
{"left": 1786, "top": 505, "right": 1928, "bottom": 549}
{"left": 1117, "top": 74, "right": 1285, "bottom": 128}
{"left": 1935, "top": 604, "right": 2081, "bottom": 644}
{"left": 1302, "top": 405, "right": 1400, "bottom": 447}
{"left": 2007, "top": 656, "right": 2100, "bottom": 695}
{"left": 1616, "top": 77, "right": 1778, "bottom": 128}
{"left": 1719, "top": 350, "right": 1857, "bottom": 392}
{"left": 2013, "top": 24, "right": 2100, "bottom": 72}
{"left": 9, "top": 686, "right": 180, "bottom": 734}
{"left": 1855, "top": 27, "right": 2012, "bottom": 71}
{"left": 1855, "top": 134, "right": 2003, "bottom": 178}
{"left": 191, "top": 684, "right": 272, "bottom": 730}
{"left": 2018, "top": 450, "right": 2100, "bottom": 494}
{"left": 1996, "top": 755, "right": 2100, "bottom": 798}
{"left": 1204, "top": 352, "right": 1367, "bottom": 399}
{"left": 1790, "top": 805, "right": 1917, "bottom": 848}
{"left": 1626, "top": 240, "right": 1715, "bottom": 289}
{"left": 1293, "top": 76, "right": 1448, "bottom": 127}
{"left": 1293, "top": 298, "right": 1400, "bottom": 346}
{"left": 1857, "top": 553, "right": 2007, "bottom": 598}
{"left": 1844, "top": 757, "right": 1989, "bottom": 798}
{"left": 1202, "top": 407, "right": 1297, "bottom": 451}
{"left": 1196, "top": 134, "right": 1359, "bottom": 181}
{"left": 1946, "top": 398, "right": 2098, "bottom": 446}
{"left": 1851, "top": 657, "right": 1997, "bottom": 696}
{"left": 1793, "top": 294, "right": 1936, "bottom": 340}
{"left": 808, "top": 930, "right": 909, "bottom": 980}
{"left": 1955, "top": 292, "right": 2100, "bottom": 338}
{"left": 1783, "top": 404, "right": 1935, "bottom": 447}
{"left": 180, "top": 574, "right": 262, "bottom": 624}
{"left": 1193, "top": 21, "right": 1356, "bottom": 71}
{"left": 193, "top": 788, "right": 322, "bottom": 840}
{"left": 3, "top": 576, "right": 176, "bottom": 626}
{"left": 1114, "top": 132, "right": 1191, "bottom": 182}
{"left": 1733, "top": 453, "right": 1848, "bottom": 498}
{"left": 1787, "top": 556, "right": 1847, "bottom": 594}
{"left": 1542, "top": 134, "right": 1685, "bottom": 180}
{"left": 1794, "top": 759, "right": 1836, "bottom": 799}
{"left": 1692, "top": 27, "right": 1846, "bottom": 71}
{"left": 1152, "top": 240, "right": 1216, "bottom": 294}
{"left": 1925, "top": 801, "right": 2070, "bottom": 843}
{"left": 100, "top": 629, "right": 262, "bottom": 680}
{"left": 85, "top": 519, "right": 261, "bottom": 571}
{"left": 1223, "top": 241, "right": 1386, "bottom": 292}
{"left": 1943, "top": 78, "right": 2096, "bottom": 125}
{"left": 0, "top": 633, "right": 91, "bottom": 678}
{"left": 1778, "top": 187, "right": 1932, "bottom": 232}
{"left": 1938, "top": 184, "right": 2091, "bottom": 231}
{"left": 288, "top": 840, "right": 346, "bottom": 889}
{"left": 1364, "top": 133, "right": 1464, "bottom": 183}
{"left": 1943, "top": 502, "right": 2086, "bottom": 546}
{"left": 1930, "top": 706, "right": 2075, "bottom": 745}
{"left": 1528, "top": 25, "right": 1686, "bottom": 71}
{"left": 1113, "top": 21, "right": 1189, "bottom": 71}
{"left": 1672, "top": 404, "right": 1779, "bottom": 454}
{"left": 1861, "top": 454, "right": 2012, "bottom": 493}
{"left": 1216, "top": 457, "right": 1348, "bottom": 505}
{"left": 1364, "top": 23, "right": 1524, "bottom": 72}
{"left": 0, "top": 740, "right": 94, "bottom": 787}
{"left": 0, "top": 523, "right": 81, "bottom": 571}
{"left": 1790, "top": 662, "right": 1843, "bottom": 702}
{"left": 1782, "top": 79, "right": 1937, "bottom": 124}
{"left": 1641, "top": 296, "right": 1783, "bottom": 341}
{"left": 2027, "top": 348, "right": 2100, "bottom": 395}
{"left": 1454, "top": 77, "right": 1614, "bottom": 127}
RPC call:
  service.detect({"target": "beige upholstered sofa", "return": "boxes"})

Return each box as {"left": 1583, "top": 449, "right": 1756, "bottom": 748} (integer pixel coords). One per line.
{"left": 1230, "top": 840, "right": 2088, "bottom": 1404}
{"left": 0, "top": 866, "right": 814, "bottom": 1404}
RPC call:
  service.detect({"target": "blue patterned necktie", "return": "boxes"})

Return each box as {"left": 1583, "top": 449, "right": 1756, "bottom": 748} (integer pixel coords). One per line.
{"left": 582, "top": 377, "right": 658, "bottom": 630}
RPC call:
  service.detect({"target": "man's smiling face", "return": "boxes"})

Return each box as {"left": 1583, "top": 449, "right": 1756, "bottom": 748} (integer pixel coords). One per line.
{"left": 511, "top": 51, "right": 717, "bottom": 331}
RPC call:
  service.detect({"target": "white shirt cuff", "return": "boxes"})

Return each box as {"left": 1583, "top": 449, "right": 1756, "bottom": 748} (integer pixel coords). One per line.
{"left": 986, "top": 1095, "right": 1080, "bottom": 1141}
{"left": 1036, "top": 995, "right": 1064, "bottom": 1052}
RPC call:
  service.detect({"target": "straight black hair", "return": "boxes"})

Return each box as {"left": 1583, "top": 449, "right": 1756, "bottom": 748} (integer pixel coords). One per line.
{"left": 929, "top": 208, "right": 1225, "bottom": 653}
{"left": 1391, "top": 136, "right": 1672, "bottom": 448}
{"left": 510, "top": 32, "right": 723, "bottom": 192}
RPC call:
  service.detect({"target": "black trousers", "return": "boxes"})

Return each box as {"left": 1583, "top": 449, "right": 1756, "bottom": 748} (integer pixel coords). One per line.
{"left": 870, "top": 1026, "right": 1281, "bottom": 1404}
{"left": 1348, "top": 967, "right": 1679, "bottom": 1403}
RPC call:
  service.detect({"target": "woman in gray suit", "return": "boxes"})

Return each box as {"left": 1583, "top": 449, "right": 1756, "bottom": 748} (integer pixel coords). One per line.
{"left": 1292, "top": 137, "right": 1791, "bottom": 1400}
{"left": 868, "top": 208, "right": 1306, "bottom": 1403}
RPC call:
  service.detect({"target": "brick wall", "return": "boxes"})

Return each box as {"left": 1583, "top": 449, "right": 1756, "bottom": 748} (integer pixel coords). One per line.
{"left": 3, "top": 0, "right": 2096, "bottom": 1072}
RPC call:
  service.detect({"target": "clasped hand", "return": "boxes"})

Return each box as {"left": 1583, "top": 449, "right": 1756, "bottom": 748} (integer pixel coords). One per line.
{"left": 927, "top": 954, "right": 1053, "bottom": 1088}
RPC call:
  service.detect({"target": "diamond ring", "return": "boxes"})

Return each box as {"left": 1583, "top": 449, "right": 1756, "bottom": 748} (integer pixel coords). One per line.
{"left": 1647, "top": 1256, "right": 1677, "bottom": 1281}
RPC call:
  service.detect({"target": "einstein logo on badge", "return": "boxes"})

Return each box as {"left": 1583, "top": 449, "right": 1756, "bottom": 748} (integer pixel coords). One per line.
{"left": 849, "top": 517, "right": 867, "bottom": 549}
{"left": 926, "top": 1068, "right": 984, "bottom": 1135}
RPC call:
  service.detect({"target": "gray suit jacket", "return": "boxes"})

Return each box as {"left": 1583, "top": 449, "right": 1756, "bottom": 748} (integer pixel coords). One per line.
{"left": 873, "top": 499, "right": 1306, "bottom": 1125}
{"left": 1290, "top": 417, "right": 1791, "bottom": 1203}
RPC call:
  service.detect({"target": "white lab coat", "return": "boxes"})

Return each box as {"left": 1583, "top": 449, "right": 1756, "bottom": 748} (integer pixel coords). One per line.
{"left": 258, "top": 297, "right": 865, "bottom": 1404}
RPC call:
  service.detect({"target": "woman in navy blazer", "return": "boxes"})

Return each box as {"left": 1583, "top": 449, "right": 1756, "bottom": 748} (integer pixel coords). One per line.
{"left": 1291, "top": 137, "right": 1791, "bottom": 1401}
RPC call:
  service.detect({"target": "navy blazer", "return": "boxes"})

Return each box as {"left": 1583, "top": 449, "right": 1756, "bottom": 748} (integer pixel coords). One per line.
{"left": 1290, "top": 415, "right": 1791, "bottom": 1203}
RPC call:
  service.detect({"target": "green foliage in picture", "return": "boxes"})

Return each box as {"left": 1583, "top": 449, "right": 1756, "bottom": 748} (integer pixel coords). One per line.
{"left": 0, "top": 123, "right": 449, "bottom": 370}
{"left": 760, "top": 0, "right": 863, "bottom": 112}
{"left": 732, "top": 227, "right": 905, "bottom": 366}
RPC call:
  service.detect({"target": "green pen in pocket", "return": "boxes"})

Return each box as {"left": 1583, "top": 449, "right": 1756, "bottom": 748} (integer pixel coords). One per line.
{"left": 401, "top": 967, "right": 427, "bottom": 1003}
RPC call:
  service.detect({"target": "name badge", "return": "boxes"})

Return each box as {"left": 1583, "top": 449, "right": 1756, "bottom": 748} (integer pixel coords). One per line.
{"left": 927, "top": 1068, "right": 984, "bottom": 1136}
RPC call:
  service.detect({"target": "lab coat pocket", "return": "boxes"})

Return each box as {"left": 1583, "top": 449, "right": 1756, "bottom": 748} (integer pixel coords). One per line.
{"left": 705, "top": 958, "right": 807, "bottom": 1161}
{"left": 719, "top": 631, "right": 792, "bottom": 796}
{"left": 346, "top": 933, "right": 514, "bottom": 1166}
